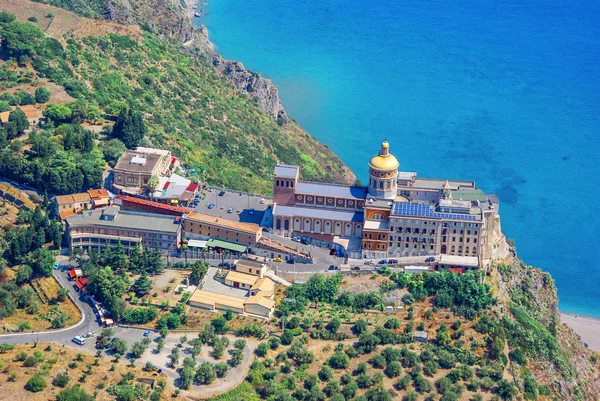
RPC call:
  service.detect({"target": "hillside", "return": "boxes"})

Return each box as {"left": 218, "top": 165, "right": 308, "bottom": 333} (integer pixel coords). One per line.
{"left": 0, "top": 1, "right": 355, "bottom": 194}
{"left": 210, "top": 258, "right": 600, "bottom": 401}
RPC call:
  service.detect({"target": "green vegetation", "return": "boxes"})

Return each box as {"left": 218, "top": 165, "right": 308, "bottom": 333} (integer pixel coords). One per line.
{"left": 0, "top": 16, "right": 350, "bottom": 195}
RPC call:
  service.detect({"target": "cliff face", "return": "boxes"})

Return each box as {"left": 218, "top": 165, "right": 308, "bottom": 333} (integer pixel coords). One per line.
{"left": 100, "top": 0, "right": 288, "bottom": 121}
{"left": 495, "top": 254, "right": 600, "bottom": 401}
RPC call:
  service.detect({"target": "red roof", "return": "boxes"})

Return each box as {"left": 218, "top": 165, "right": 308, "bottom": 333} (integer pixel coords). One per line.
{"left": 120, "top": 195, "right": 192, "bottom": 214}
{"left": 448, "top": 267, "right": 463, "bottom": 274}
{"left": 74, "top": 278, "right": 87, "bottom": 290}
{"left": 69, "top": 268, "right": 77, "bottom": 278}
{"left": 186, "top": 182, "right": 198, "bottom": 192}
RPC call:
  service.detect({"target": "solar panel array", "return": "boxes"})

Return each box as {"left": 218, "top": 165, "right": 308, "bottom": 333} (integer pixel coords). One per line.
{"left": 393, "top": 202, "right": 478, "bottom": 221}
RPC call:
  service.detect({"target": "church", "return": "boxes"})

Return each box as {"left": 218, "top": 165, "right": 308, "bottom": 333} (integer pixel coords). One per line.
{"left": 272, "top": 141, "right": 502, "bottom": 267}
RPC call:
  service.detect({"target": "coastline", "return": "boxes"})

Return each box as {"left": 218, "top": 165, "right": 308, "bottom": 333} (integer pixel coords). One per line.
{"left": 185, "top": 3, "right": 600, "bottom": 355}
{"left": 560, "top": 312, "right": 600, "bottom": 352}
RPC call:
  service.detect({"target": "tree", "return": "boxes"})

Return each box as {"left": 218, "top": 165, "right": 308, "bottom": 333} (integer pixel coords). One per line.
{"left": 8, "top": 109, "right": 28, "bottom": 135}
{"left": 224, "top": 309, "right": 234, "bottom": 321}
{"left": 326, "top": 317, "right": 342, "bottom": 333}
{"left": 0, "top": 12, "right": 16, "bottom": 23}
{"left": 131, "top": 275, "right": 153, "bottom": 297}
{"left": 34, "top": 87, "right": 51, "bottom": 103}
{"left": 496, "top": 379, "right": 518, "bottom": 400}
{"left": 255, "top": 342, "right": 269, "bottom": 357}
{"left": 328, "top": 351, "right": 350, "bottom": 369}
{"left": 195, "top": 362, "right": 216, "bottom": 384}
{"left": 211, "top": 315, "right": 228, "bottom": 332}
{"left": 385, "top": 361, "right": 402, "bottom": 378}
{"left": 25, "top": 374, "right": 46, "bottom": 392}
{"left": 32, "top": 248, "right": 54, "bottom": 277}
{"left": 16, "top": 264, "right": 33, "bottom": 285}
{"left": 56, "top": 386, "right": 94, "bottom": 401}
{"left": 147, "top": 175, "right": 159, "bottom": 191}
{"left": 0, "top": 21, "right": 45, "bottom": 60}
{"left": 112, "top": 107, "right": 146, "bottom": 148}
{"left": 43, "top": 104, "right": 72, "bottom": 124}
{"left": 352, "top": 318, "right": 368, "bottom": 335}
{"left": 102, "top": 138, "right": 127, "bottom": 166}
{"left": 179, "top": 365, "right": 194, "bottom": 389}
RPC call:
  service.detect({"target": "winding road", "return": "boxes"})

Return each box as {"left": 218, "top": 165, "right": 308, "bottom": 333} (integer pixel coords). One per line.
{"left": 0, "top": 263, "right": 101, "bottom": 345}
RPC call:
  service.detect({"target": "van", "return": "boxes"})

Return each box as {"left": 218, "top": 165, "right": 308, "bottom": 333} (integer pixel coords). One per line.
{"left": 72, "top": 336, "right": 86, "bottom": 345}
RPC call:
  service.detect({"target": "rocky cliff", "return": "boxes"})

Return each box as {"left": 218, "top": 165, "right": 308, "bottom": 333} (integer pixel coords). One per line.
{"left": 494, "top": 252, "right": 600, "bottom": 401}
{"left": 99, "top": 0, "right": 288, "bottom": 121}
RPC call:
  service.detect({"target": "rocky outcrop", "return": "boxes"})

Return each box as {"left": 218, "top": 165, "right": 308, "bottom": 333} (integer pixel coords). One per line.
{"left": 211, "top": 57, "right": 288, "bottom": 122}
{"left": 103, "top": 0, "right": 288, "bottom": 122}
{"left": 495, "top": 254, "right": 600, "bottom": 401}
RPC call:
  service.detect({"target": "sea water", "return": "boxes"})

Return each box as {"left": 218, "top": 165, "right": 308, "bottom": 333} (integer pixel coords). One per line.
{"left": 196, "top": 0, "right": 600, "bottom": 317}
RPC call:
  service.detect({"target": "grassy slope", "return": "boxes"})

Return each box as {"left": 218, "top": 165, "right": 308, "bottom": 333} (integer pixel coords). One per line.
{"left": 6, "top": 2, "right": 355, "bottom": 194}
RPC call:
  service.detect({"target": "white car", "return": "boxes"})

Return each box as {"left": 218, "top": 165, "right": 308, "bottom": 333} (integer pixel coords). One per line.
{"left": 291, "top": 236, "right": 301, "bottom": 243}
{"left": 72, "top": 336, "right": 86, "bottom": 345}
{"left": 260, "top": 198, "right": 266, "bottom": 204}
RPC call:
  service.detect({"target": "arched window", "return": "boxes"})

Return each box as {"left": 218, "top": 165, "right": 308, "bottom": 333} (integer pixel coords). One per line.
{"left": 372, "top": 213, "right": 384, "bottom": 220}
{"left": 276, "top": 180, "right": 280, "bottom": 187}
{"left": 276, "top": 219, "right": 281, "bottom": 230}
{"left": 284, "top": 220, "right": 290, "bottom": 230}
{"left": 379, "top": 181, "right": 384, "bottom": 189}
{"left": 451, "top": 246, "right": 456, "bottom": 253}
{"left": 291, "top": 181, "right": 294, "bottom": 188}
{"left": 286, "top": 181, "right": 289, "bottom": 187}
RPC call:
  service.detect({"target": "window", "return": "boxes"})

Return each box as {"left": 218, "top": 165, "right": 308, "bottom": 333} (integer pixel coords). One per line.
{"left": 379, "top": 181, "right": 384, "bottom": 189}
{"left": 286, "top": 181, "right": 289, "bottom": 187}
{"left": 474, "top": 238, "right": 477, "bottom": 244}
{"left": 291, "top": 181, "right": 294, "bottom": 188}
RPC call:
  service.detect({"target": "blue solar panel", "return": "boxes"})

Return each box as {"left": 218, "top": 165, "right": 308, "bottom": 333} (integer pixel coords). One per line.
{"left": 392, "top": 202, "right": 477, "bottom": 221}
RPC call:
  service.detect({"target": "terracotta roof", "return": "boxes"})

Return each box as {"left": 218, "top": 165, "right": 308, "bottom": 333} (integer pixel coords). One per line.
{"left": 15, "top": 105, "right": 36, "bottom": 112}
{"left": 54, "top": 192, "right": 91, "bottom": 205}
{"left": 225, "top": 271, "right": 258, "bottom": 286}
{"left": 119, "top": 195, "right": 192, "bottom": 214}
{"left": 250, "top": 277, "right": 276, "bottom": 292}
{"left": 236, "top": 259, "right": 266, "bottom": 270}
{"left": 59, "top": 210, "right": 78, "bottom": 220}
{"left": 24, "top": 110, "right": 42, "bottom": 119}
{"left": 0, "top": 111, "right": 9, "bottom": 124}
{"left": 87, "top": 188, "right": 110, "bottom": 200}
{"left": 185, "top": 212, "right": 262, "bottom": 234}
{"left": 245, "top": 293, "right": 276, "bottom": 309}
{"left": 189, "top": 289, "right": 246, "bottom": 310}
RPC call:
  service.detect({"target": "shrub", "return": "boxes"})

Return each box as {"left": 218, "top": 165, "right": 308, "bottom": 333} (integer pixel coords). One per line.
{"left": 15, "top": 351, "right": 28, "bottom": 361}
{"left": 384, "top": 318, "right": 401, "bottom": 329}
{"left": 352, "top": 318, "right": 368, "bottom": 334}
{"left": 385, "top": 361, "right": 402, "bottom": 378}
{"left": 25, "top": 375, "right": 46, "bottom": 392}
{"left": 53, "top": 373, "right": 69, "bottom": 387}
{"left": 328, "top": 351, "right": 350, "bottom": 369}
{"left": 255, "top": 342, "right": 269, "bottom": 357}
{"left": 268, "top": 337, "right": 281, "bottom": 350}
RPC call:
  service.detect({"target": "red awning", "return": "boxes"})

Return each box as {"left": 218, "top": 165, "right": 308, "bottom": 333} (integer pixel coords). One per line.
{"left": 186, "top": 182, "right": 199, "bottom": 192}
{"left": 68, "top": 268, "right": 77, "bottom": 279}
{"left": 74, "top": 280, "right": 84, "bottom": 290}
{"left": 448, "top": 267, "right": 463, "bottom": 274}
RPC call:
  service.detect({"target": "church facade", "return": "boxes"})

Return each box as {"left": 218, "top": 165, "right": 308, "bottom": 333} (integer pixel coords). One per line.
{"left": 272, "top": 141, "right": 501, "bottom": 267}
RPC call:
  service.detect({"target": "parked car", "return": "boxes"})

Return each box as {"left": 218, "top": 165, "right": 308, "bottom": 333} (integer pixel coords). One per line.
{"left": 387, "top": 259, "right": 399, "bottom": 264}
{"left": 286, "top": 258, "right": 295, "bottom": 264}
{"left": 350, "top": 266, "right": 360, "bottom": 271}
{"left": 273, "top": 257, "right": 283, "bottom": 262}
{"left": 219, "top": 190, "right": 225, "bottom": 196}
{"left": 425, "top": 256, "right": 436, "bottom": 262}
{"left": 248, "top": 208, "right": 255, "bottom": 215}
{"left": 301, "top": 239, "right": 310, "bottom": 245}
{"left": 53, "top": 262, "right": 61, "bottom": 270}
{"left": 207, "top": 203, "right": 215, "bottom": 209}
{"left": 72, "top": 336, "right": 86, "bottom": 345}
{"left": 227, "top": 207, "right": 234, "bottom": 213}
{"left": 328, "top": 265, "right": 339, "bottom": 271}
{"left": 218, "top": 262, "right": 230, "bottom": 267}
{"left": 260, "top": 198, "right": 266, "bottom": 204}
{"left": 363, "top": 260, "right": 374, "bottom": 265}
{"left": 291, "top": 236, "right": 301, "bottom": 243}
{"left": 377, "top": 260, "right": 387, "bottom": 265}
{"left": 143, "top": 329, "right": 151, "bottom": 337}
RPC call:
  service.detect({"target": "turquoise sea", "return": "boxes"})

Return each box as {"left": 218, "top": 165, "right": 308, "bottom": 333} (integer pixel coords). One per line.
{"left": 196, "top": 0, "right": 600, "bottom": 317}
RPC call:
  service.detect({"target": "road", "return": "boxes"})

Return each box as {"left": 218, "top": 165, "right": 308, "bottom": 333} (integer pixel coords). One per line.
{"left": 0, "top": 261, "right": 101, "bottom": 346}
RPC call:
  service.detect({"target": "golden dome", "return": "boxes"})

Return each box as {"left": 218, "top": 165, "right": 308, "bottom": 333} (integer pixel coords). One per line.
{"left": 369, "top": 141, "right": 399, "bottom": 171}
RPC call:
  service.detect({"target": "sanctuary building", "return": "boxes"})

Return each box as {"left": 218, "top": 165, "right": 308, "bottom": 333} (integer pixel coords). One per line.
{"left": 272, "top": 141, "right": 503, "bottom": 267}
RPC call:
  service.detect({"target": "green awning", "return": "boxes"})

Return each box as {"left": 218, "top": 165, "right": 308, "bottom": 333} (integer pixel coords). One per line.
{"left": 206, "top": 238, "right": 247, "bottom": 253}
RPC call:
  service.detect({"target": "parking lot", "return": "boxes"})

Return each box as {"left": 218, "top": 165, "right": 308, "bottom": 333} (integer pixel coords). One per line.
{"left": 194, "top": 187, "right": 272, "bottom": 226}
